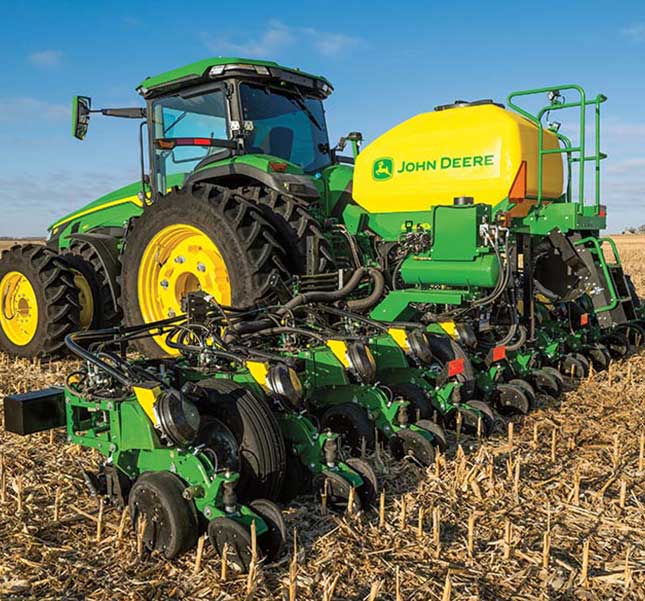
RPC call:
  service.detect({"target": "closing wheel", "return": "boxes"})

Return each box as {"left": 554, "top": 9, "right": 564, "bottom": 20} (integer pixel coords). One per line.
{"left": 494, "top": 383, "right": 530, "bottom": 415}
{"left": 414, "top": 419, "right": 448, "bottom": 452}
{"left": 587, "top": 343, "right": 611, "bottom": 371}
{"left": 389, "top": 429, "right": 435, "bottom": 466}
{"left": 508, "top": 378, "right": 536, "bottom": 408}
{"left": 320, "top": 403, "right": 375, "bottom": 454}
{"left": 459, "top": 400, "right": 496, "bottom": 436}
{"left": 196, "top": 379, "right": 286, "bottom": 501}
{"left": 560, "top": 353, "right": 589, "bottom": 380}
{"left": 617, "top": 323, "right": 645, "bottom": 349}
{"left": 0, "top": 244, "right": 79, "bottom": 357}
{"left": 313, "top": 470, "right": 362, "bottom": 513}
{"left": 386, "top": 383, "right": 432, "bottom": 420}
{"left": 602, "top": 332, "right": 629, "bottom": 359}
{"left": 208, "top": 517, "right": 255, "bottom": 572}
{"left": 128, "top": 471, "right": 199, "bottom": 559}
{"left": 345, "top": 457, "right": 379, "bottom": 508}
{"left": 121, "top": 184, "right": 287, "bottom": 357}
{"left": 537, "top": 366, "right": 564, "bottom": 396}
{"left": 248, "top": 499, "right": 287, "bottom": 562}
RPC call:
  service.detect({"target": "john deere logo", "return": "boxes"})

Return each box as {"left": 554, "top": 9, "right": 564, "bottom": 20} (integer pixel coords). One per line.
{"left": 373, "top": 157, "right": 393, "bottom": 181}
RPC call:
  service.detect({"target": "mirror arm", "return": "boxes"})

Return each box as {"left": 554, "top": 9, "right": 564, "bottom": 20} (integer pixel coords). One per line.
{"left": 97, "top": 108, "right": 146, "bottom": 119}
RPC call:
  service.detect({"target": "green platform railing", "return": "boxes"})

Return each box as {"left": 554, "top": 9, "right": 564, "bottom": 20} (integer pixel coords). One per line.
{"left": 507, "top": 85, "right": 607, "bottom": 214}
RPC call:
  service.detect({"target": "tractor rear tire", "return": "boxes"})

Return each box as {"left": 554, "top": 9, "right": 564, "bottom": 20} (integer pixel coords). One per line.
{"left": 244, "top": 185, "right": 333, "bottom": 274}
{"left": 61, "top": 240, "right": 121, "bottom": 330}
{"left": 0, "top": 244, "right": 80, "bottom": 357}
{"left": 196, "top": 379, "right": 286, "bottom": 502}
{"left": 120, "top": 184, "right": 288, "bottom": 357}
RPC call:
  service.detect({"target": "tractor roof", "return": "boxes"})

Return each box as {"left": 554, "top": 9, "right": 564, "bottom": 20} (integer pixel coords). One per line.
{"left": 137, "top": 57, "right": 333, "bottom": 98}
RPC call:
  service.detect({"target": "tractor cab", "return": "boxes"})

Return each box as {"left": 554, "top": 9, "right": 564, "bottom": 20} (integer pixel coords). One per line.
{"left": 141, "top": 59, "right": 335, "bottom": 198}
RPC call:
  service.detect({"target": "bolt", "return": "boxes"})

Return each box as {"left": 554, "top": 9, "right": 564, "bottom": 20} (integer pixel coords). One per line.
{"left": 204, "top": 506, "right": 213, "bottom": 518}
{"left": 160, "top": 279, "right": 169, "bottom": 289}
{"left": 168, "top": 309, "right": 176, "bottom": 318}
{"left": 197, "top": 262, "right": 206, "bottom": 273}
{"left": 174, "top": 256, "right": 185, "bottom": 264}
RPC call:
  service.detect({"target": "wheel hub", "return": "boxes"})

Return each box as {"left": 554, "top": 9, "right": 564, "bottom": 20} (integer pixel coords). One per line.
{"left": 0, "top": 271, "right": 38, "bottom": 346}
{"left": 137, "top": 224, "right": 232, "bottom": 353}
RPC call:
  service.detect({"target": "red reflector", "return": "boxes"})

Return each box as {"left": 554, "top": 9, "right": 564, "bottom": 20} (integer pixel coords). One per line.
{"left": 599, "top": 205, "right": 607, "bottom": 217}
{"left": 492, "top": 345, "right": 506, "bottom": 362}
{"left": 192, "top": 138, "right": 212, "bottom": 146}
{"left": 447, "top": 358, "right": 465, "bottom": 377}
{"left": 580, "top": 313, "right": 589, "bottom": 326}
{"left": 269, "top": 161, "right": 288, "bottom": 173}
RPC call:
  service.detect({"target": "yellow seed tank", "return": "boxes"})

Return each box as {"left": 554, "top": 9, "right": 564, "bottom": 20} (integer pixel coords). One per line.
{"left": 353, "top": 101, "right": 563, "bottom": 213}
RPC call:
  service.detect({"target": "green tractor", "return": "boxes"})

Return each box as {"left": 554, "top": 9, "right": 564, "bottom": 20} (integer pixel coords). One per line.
{"left": 0, "top": 57, "right": 640, "bottom": 376}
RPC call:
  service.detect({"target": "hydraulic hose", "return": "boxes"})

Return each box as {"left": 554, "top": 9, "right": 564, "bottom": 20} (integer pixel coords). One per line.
{"left": 346, "top": 268, "right": 385, "bottom": 312}
{"left": 227, "top": 267, "right": 384, "bottom": 338}
{"left": 278, "top": 267, "right": 367, "bottom": 313}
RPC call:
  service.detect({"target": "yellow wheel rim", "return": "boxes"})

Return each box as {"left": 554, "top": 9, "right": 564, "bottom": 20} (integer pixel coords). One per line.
{"left": 0, "top": 271, "right": 39, "bottom": 346}
{"left": 138, "top": 224, "right": 231, "bottom": 354}
{"left": 72, "top": 270, "right": 94, "bottom": 330}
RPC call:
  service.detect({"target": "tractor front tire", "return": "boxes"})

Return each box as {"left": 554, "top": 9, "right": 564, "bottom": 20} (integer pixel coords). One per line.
{"left": 0, "top": 244, "right": 80, "bottom": 358}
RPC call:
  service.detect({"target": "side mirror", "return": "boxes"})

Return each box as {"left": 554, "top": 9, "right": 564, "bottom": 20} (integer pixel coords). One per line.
{"left": 72, "top": 96, "right": 92, "bottom": 140}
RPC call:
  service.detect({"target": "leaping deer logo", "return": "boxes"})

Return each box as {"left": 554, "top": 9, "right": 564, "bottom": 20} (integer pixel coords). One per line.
{"left": 373, "top": 158, "right": 393, "bottom": 180}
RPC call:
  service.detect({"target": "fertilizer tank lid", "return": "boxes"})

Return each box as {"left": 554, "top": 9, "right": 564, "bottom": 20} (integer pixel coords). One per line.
{"left": 434, "top": 99, "right": 505, "bottom": 111}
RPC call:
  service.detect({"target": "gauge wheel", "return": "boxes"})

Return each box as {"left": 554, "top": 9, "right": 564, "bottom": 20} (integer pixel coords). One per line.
{"left": 0, "top": 244, "right": 79, "bottom": 357}
{"left": 120, "top": 183, "right": 288, "bottom": 356}
{"left": 128, "top": 471, "right": 198, "bottom": 559}
{"left": 196, "top": 379, "right": 286, "bottom": 501}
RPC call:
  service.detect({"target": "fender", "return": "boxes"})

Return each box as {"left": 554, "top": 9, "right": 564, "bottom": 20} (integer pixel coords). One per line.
{"left": 69, "top": 231, "right": 121, "bottom": 311}
{"left": 186, "top": 162, "right": 320, "bottom": 200}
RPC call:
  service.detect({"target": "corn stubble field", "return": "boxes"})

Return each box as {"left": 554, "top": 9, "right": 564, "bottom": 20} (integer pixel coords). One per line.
{"left": 1, "top": 238, "right": 644, "bottom": 601}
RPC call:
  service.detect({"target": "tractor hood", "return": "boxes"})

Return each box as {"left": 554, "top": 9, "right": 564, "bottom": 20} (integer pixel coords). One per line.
{"left": 47, "top": 180, "right": 149, "bottom": 248}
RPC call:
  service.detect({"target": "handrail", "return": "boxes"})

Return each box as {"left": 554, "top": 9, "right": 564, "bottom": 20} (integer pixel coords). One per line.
{"left": 506, "top": 85, "right": 607, "bottom": 213}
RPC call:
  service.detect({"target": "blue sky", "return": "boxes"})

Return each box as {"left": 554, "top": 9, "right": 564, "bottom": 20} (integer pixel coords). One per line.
{"left": 0, "top": 0, "right": 643, "bottom": 235}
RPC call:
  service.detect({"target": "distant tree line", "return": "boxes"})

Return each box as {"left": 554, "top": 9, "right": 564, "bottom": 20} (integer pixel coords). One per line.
{"left": 623, "top": 225, "right": 645, "bottom": 234}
